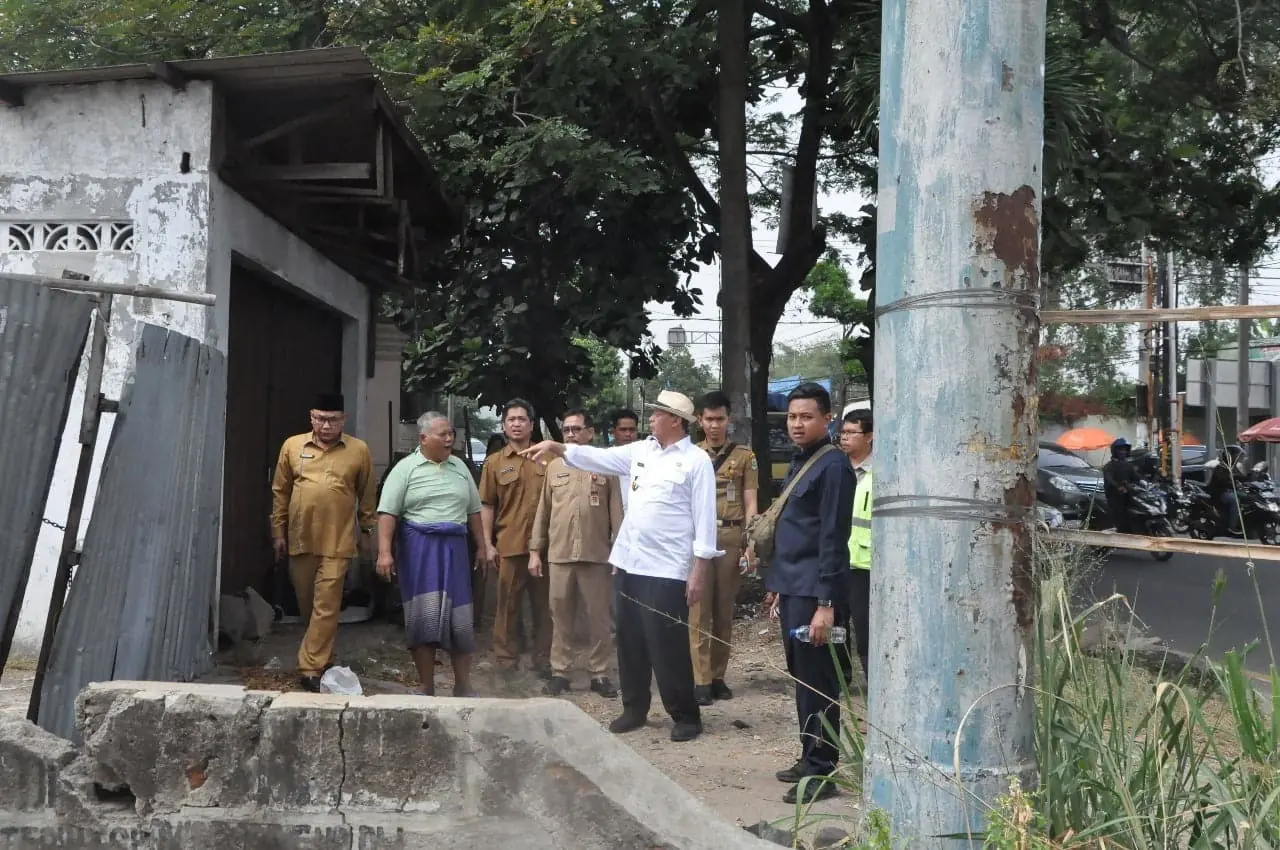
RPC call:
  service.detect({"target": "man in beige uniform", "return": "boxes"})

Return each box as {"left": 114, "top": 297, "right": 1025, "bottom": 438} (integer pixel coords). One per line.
{"left": 529, "top": 409, "right": 623, "bottom": 698}
{"left": 271, "top": 393, "right": 377, "bottom": 692}
{"left": 479, "top": 398, "right": 550, "bottom": 675}
{"left": 691, "top": 390, "right": 758, "bottom": 705}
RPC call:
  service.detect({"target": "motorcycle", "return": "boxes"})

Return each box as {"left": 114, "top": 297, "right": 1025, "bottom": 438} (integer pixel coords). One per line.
{"left": 1084, "top": 479, "right": 1175, "bottom": 561}
{"left": 1186, "top": 460, "right": 1280, "bottom": 545}
{"left": 1176, "top": 479, "right": 1209, "bottom": 534}
{"left": 1148, "top": 475, "right": 1193, "bottom": 535}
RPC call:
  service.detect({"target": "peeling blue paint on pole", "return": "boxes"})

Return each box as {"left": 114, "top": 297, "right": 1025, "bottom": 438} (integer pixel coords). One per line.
{"left": 867, "top": 0, "right": 1044, "bottom": 844}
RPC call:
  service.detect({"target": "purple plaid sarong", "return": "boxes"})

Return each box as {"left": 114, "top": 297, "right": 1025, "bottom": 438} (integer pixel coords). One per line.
{"left": 398, "top": 520, "right": 475, "bottom": 653}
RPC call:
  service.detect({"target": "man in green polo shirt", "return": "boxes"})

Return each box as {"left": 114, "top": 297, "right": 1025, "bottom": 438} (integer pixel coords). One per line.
{"left": 377, "top": 411, "right": 491, "bottom": 696}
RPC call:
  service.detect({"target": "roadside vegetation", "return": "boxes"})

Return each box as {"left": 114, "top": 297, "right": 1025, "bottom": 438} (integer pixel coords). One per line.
{"left": 782, "top": 534, "right": 1279, "bottom": 849}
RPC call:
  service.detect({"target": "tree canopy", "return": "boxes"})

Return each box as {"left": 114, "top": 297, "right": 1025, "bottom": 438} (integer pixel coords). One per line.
{"left": 4, "top": 0, "right": 1280, "bottom": 452}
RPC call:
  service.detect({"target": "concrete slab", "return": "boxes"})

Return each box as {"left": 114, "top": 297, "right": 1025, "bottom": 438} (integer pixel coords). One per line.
{"left": 0, "top": 718, "right": 77, "bottom": 810}
{"left": 5, "top": 683, "right": 775, "bottom": 850}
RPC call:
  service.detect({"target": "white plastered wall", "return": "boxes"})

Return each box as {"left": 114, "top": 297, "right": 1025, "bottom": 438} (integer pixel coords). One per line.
{"left": 0, "top": 79, "right": 373, "bottom": 657}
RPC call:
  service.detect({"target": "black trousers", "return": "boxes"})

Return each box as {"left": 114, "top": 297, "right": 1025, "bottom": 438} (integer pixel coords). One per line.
{"left": 779, "top": 594, "right": 853, "bottom": 777}
{"left": 616, "top": 570, "right": 701, "bottom": 725}
{"left": 848, "top": 569, "right": 871, "bottom": 681}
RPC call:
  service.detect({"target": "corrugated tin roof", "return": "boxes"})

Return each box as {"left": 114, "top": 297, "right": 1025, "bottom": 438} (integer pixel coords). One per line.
{"left": 0, "top": 46, "right": 374, "bottom": 91}
{"left": 1, "top": 48, "right": 461, "bottom": 291}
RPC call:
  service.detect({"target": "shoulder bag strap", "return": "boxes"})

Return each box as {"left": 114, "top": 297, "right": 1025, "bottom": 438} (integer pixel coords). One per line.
{"left": 711, "top": 442, "right": 738, "bottom": 473}
{"left": 771, "top": 444, "right": 837, "bottom": 515}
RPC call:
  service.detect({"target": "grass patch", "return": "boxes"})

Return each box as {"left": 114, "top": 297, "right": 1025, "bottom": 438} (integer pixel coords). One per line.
{"left": 784, "top": 531, "right": 1280, "bottom": 849}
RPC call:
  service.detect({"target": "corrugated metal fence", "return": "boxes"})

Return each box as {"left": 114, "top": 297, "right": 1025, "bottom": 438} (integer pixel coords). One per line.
{"left": 38, "top": 324, "right": 226, "bottom": 740}
{"left": 0, "top": 278, "right": 94, "bottom": 667}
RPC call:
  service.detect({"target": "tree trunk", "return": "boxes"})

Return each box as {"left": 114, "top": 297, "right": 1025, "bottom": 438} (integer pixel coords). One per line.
{"left": 748, "top": 285, "right": 791, "bottom": 506}
{"left": 718, "top": 0, "right": 753, "bottom": 447}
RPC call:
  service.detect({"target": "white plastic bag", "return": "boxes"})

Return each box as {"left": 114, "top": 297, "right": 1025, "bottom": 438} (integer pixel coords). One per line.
{"left": 319, "top": 666, "right": 363, "bottom": 696}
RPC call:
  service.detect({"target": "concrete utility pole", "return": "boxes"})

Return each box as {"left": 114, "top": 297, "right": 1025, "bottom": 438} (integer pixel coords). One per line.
{"left": 1238, "top": 265, "right": 1251, "bottom": 453}
{"left": 869, "top": 0, "right": 1042, "bottom": 843}
{"left": 1164, "top": 253, "right": 1179, "bottom": 478}
{"left": 718, "top": 0, "right": 753, "bottom": 443}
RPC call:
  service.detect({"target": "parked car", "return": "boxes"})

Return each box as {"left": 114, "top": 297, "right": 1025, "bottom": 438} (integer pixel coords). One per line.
{"left": 1037, "top": 441, "right": 1106, "bottom": 521}
{"left": 1130, "top": 445, "right": 1209, "bottom": 484}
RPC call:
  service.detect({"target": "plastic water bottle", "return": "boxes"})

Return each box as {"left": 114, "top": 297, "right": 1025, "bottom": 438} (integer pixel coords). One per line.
{"left": 789, "top": 625, "right": 848, "bottom": 644}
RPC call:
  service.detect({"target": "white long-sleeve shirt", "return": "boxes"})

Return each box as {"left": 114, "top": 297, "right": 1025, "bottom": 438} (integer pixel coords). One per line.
{"left": 564, "top": 436, "right": 723, "bottom": 580}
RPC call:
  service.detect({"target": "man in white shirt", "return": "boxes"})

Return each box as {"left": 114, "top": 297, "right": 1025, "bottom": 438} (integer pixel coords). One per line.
{"left": 523, "top": 391, "right": 721, "bottom": 742}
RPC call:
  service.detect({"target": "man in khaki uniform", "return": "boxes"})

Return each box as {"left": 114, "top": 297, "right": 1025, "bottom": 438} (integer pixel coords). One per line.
{"left": 479, "top": 398, "right": 551, "bottom": 675}
{"left": 271, "top": 393, "right": 377, "bottom": 692}
{"left": 529, "top": 409, "right": 623, "bottom": 698}
{"left": 691, "top": 390, "right": 758, "bottom": 705}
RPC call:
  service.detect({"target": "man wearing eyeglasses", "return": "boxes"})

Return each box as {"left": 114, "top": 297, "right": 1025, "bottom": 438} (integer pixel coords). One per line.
{"left": 528, "top": 409, "right": 622, "bottom": 699}
{"left": 271, "top": 393, "right": 377, "bottom": 692}
{"left": 839, "top": 410, "right": 873, "bottom": 683}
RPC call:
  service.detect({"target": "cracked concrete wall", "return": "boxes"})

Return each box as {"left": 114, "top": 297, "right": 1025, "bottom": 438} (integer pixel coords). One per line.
{"left": 0, "top": 682, "right": 773, "bottom": 850}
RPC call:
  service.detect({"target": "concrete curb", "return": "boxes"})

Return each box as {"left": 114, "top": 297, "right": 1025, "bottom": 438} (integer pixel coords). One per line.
{"left": 1, "top": 681, "right": 775, "bottom": 850}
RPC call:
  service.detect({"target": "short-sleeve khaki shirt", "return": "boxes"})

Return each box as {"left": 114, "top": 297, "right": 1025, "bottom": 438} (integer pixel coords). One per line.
{"left": 698, "top": 440, "right": 759, "bottom": 526}
{"left": 479, "top": 443, "right": 546, "bottom": 557}
{"left": 529, "top": 458, "right": 623, "bottom": 564}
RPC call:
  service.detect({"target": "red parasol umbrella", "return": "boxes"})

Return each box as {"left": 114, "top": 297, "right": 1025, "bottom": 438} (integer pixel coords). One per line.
{"left": 1240, "top": 417, "right": 1280, "bottom": 443}
{"left": 1056, "top": 427, "right": 1116, "bottom": 451}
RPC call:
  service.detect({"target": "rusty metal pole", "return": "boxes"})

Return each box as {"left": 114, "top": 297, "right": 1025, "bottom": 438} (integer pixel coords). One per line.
{"left": 868, "top": 0, "right": 1043, "bottom": 843}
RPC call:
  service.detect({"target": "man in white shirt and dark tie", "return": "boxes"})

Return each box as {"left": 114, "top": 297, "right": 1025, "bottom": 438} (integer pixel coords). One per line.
{"left": 523, "top": 391, "right": 721, "bottom": 742}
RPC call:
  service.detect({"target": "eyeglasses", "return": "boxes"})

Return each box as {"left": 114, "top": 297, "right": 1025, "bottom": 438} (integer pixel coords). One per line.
{"left": 841, "top": 429, "right": 869, "bottom": 437}
{"left": 311, "top": 414, "right": 345, "bottom": 426}
{"left": 563, "top": 426, "right": 587, "bottom": 435}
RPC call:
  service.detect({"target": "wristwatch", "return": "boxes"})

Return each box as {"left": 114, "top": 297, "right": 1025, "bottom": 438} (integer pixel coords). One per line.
{"left": 816, "top": 599, "right": 833, "bottom": 609}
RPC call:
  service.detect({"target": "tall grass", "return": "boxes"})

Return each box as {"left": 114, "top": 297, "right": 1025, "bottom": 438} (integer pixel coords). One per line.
{"left": 797, "top": 533, "right": 1280, "bottom": 849}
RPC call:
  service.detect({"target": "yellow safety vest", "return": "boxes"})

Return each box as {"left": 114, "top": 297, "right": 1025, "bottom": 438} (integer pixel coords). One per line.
{"left": 850, "top": 468, "right": 872, "bottom": 571}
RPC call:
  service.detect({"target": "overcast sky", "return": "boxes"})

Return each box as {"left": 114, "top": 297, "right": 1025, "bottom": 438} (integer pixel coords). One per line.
{"left": 649, "top": 143, "right": 1280, "bottom": 380}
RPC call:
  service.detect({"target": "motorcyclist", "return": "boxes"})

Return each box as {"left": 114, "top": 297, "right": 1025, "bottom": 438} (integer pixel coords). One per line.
{"left": 1102, "top": 438, "right": 1141, "bottom": 532}
{"left": 1207, "top": 445, "right": 1246, "bottom": 534}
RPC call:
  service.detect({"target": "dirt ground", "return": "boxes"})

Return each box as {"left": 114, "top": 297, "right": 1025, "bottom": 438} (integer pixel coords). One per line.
{"left": 209, "top": 608, "right": 864, "bottom": 831}
{"left": 0, "top": 658, "right": 35, "bottom": 721}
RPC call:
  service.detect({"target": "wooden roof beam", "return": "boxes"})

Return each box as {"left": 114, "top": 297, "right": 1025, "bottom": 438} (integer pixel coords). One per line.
{"left": 234, "top": 162, "right": 374, "bottom": 182}
{"left": 226, "top": 91, "right": 371, "bottom": 161}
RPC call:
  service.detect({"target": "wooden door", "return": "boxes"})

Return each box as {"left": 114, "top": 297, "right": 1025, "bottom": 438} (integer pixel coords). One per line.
{"left": 222, "top": 267, "right": 344, "bottom": 602}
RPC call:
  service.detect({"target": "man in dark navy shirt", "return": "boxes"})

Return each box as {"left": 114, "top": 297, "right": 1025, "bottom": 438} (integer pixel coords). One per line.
{"left": 763, "top": 382, "right": 855, "bottom": 803}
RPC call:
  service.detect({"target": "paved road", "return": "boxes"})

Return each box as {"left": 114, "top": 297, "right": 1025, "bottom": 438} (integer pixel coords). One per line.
{"left": 1090, "top": 549, "right": 1280, "bottom": 675}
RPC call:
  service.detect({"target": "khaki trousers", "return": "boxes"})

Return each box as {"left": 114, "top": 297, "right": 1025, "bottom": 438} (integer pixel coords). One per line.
{"left": 494, "top": 555, "right": 552, "bottom": 668}
{"left": 290, "top": 554, "right": 349, "bottom": 676}
{"left": 549, "top": 562, "right": 614, "bottom": 677}
{"left": 688, "top": 529, "right": 743, "bottom": 685}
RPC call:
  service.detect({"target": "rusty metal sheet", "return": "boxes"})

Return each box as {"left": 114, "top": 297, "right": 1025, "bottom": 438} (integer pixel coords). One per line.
{"left": 0, "top": 276, "right": 94, "bottom": 673}
{"left": 38, "top": 325, "right": 226, "bottom": 740}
